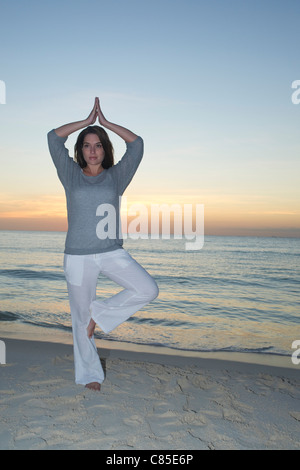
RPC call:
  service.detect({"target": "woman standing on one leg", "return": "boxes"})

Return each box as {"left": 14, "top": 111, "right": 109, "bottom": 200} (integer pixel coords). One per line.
{"left": 48, "top": 97, "right": 159, "bottom": 391}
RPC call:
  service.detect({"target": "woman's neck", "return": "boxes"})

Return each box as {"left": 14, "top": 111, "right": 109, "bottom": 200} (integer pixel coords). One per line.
{"left": 83, "top": 165, "right": 103, "bottom": 176}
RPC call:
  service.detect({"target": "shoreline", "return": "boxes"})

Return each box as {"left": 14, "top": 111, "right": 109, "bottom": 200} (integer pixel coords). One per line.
{"left": 0, "top": 321, "right": 297, "bottom": 372}
{"left": 1, "top": 321, "right": 300, "bottom": 450}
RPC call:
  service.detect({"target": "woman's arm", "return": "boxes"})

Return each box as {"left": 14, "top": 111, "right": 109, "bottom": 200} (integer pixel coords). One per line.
{"left": 54, "top": 98, "right": 98, "bottom": 138}
{"left": 96, "top": 97, "right": 138, "bottom": 143}
{"left": 54, "top": 97, "right": 139, "bottom": 142}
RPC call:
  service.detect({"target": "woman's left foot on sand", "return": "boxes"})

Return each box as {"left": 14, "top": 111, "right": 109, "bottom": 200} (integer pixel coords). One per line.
{"left": 85, "top": 382, "right": 101, "bottom": 391}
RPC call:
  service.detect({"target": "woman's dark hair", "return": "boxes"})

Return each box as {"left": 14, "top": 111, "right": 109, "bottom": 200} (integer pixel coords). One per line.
{"left": 74, "top": 125, "right": 114, "bottom": 169}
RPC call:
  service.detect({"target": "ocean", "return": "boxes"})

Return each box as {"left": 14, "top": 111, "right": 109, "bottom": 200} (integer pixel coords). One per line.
{"left": 0, "top": 230, "right": 299, "bottom": 357}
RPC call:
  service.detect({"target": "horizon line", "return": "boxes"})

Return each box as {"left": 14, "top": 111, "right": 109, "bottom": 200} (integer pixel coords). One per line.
{"left": 0, "top": 227, "right": 299, "bottom": 239}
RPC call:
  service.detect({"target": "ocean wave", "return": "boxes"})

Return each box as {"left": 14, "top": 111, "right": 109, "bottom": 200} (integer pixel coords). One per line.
{"left": 0, "top": 311, "right": 20, "bottom": 321}
{"left": 127, "top": 315, "right": 195, "bottom": 329}
{"left": 0, "top": 314, "right": 291, "bottom": 358}
{"left": 0, "top": 268, "right": 64, "bottom": 282}
{"left": 91, "top": 333, "right": 290, "bottom": 357}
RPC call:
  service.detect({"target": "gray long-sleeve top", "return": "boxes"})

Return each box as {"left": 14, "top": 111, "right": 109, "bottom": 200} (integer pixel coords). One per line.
{"left": 47, "top": 129, "right": 144, "bottom": 255}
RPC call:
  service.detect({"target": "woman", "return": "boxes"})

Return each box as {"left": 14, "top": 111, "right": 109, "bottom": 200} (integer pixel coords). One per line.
{"left": 47, "top": 97, "right": 159, "bottom": 391}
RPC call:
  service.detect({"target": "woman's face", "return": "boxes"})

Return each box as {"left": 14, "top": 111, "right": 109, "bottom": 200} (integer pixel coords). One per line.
{"left": 82, "top": 133, "right": 105, "bottom": 167}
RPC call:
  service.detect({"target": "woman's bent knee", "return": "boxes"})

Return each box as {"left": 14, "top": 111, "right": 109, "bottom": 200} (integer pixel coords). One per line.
{"left": 144, "top": 278, "right": 159, "bottom": 302}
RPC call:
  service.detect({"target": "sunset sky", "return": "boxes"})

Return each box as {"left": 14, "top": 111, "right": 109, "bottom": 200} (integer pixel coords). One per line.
{"left": 0, "top": 0, "right": 299, "bottom": 237}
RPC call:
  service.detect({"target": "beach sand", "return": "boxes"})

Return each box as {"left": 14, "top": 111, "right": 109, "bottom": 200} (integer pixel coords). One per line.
{"left": 0, "top": 322, "right": 299, "bottom": 450}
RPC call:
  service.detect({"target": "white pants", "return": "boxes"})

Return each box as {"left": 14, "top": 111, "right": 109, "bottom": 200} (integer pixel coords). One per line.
{"left": 64, "top": 249, "right": 159, "bottom": 385}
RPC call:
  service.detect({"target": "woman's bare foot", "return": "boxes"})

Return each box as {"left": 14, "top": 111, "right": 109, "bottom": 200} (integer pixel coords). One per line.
{"left": 85, "top": 382, "right": 101, "bottom": 391}
{"left": 87, "top": 318, "right": 96, "bottom": 339}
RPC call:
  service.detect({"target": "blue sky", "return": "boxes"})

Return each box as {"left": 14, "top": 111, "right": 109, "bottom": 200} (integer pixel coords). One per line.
{"left": 0, "top": 0, "right": 300, "bottom": 235}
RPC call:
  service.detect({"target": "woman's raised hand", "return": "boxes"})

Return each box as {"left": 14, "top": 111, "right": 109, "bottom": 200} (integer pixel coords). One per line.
{"left": 94, "top": 96, "right": 138, "bottom": 142}
{"left": 86, "top": 97, "right": 108, "bottom": 127}
{"left": 85, "top": 97, "right": 98, "bottom": 126}
{"left": 95, "top": 97, "right": 108, "bottom": 126}
{"left": 54, "top": 97, "right": 106, "bottom": 138}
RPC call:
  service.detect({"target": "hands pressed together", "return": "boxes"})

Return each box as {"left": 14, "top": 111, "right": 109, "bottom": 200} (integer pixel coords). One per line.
{"left": 84, "top": 97, "right": 138, "bottom": 142}
{"left": 86, "top": 97, "right": 107, "bottom": 127}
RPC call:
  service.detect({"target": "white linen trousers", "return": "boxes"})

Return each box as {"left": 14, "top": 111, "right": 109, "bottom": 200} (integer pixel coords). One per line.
{"left": 64, "top": 248, "right": 159, "bottom": 385}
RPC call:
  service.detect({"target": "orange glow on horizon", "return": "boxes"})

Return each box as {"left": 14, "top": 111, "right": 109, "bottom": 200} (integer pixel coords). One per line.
{"left": 0, "top": 193, "right": 299, "bottom": 237}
